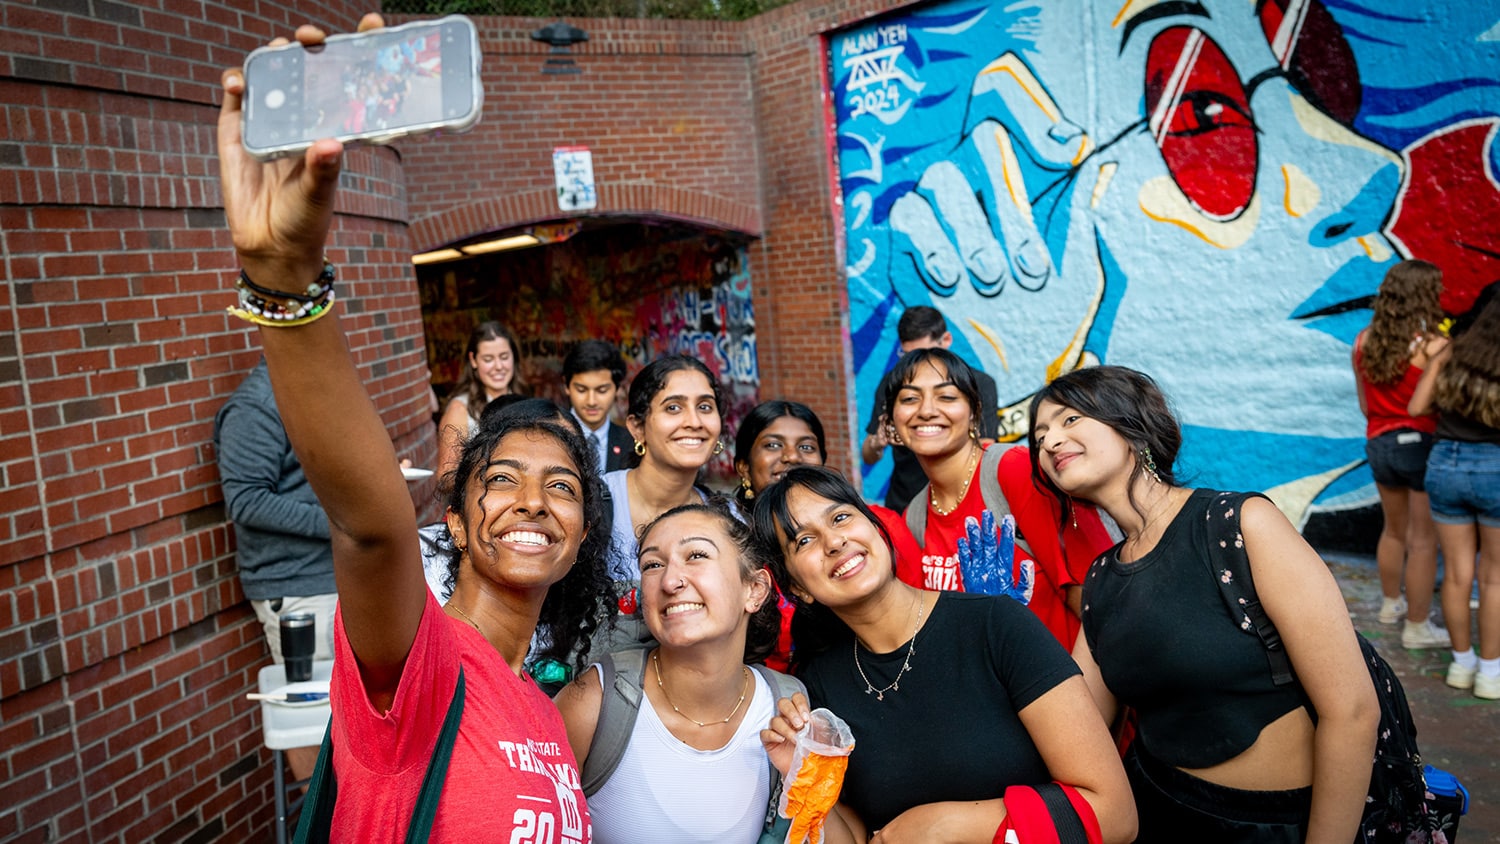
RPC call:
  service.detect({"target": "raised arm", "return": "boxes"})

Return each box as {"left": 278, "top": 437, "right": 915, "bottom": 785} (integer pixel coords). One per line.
{"left": 1408, "top": 339, "right": 1450, "bottom": 417}
{"left": 216, "top": 16, "right": 427, "bottom": 688}
{"left": 1242, "top": 497, "right": 1378, "bottom": 844}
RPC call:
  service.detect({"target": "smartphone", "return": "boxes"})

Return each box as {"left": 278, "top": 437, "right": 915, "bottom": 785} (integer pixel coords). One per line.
{"left": 241, "top": 16, "right": 483, "bottom": 160}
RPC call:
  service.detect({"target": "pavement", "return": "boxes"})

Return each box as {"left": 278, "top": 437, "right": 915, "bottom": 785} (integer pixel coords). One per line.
{"left": 1324, "top": 551, "right": 1497, "bottom": 842}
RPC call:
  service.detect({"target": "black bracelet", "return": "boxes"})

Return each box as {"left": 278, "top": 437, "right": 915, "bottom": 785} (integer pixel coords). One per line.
{"left": 236, "top": 261, "right": 336, "bottom": 304}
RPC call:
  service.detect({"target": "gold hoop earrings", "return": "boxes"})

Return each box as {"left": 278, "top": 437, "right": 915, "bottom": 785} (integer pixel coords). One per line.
{"left": 713, "top": 439, "right": 725, "bottom": 455}
{"left": 634, "top": 440, "right": 646, "bottom": 456}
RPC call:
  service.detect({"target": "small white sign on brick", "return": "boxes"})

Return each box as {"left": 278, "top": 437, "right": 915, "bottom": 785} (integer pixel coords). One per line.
{"left": 553, "top": 146, "right": 597, "bottom": 211}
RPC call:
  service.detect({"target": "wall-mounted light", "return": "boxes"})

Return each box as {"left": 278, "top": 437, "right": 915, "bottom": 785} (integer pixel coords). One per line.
{"left": 461, "top": 234, "right": 540, "bottom": 255}
{"left": 412, "top": 248, "right": 464, "bottom": 265}
{"left": 532, "top": 21, "right": 588, "bottom": 75}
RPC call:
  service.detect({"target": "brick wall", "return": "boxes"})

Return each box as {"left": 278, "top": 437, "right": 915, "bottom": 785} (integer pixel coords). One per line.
{"left": 0, "top": 2, "right": 437, "bottom": 841}
{"left": 0, "top": 0, "right": 911, "bottom": 838}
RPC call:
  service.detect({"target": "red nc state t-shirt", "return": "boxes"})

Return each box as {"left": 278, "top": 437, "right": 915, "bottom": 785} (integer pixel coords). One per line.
{"left": 902, "top": 445, "right": 1117, "bottom": 648}
{"left": 329, "top": 591, "right": 591, "bottom": 843}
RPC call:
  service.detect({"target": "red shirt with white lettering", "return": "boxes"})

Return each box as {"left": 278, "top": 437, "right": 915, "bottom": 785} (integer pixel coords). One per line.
{"left": 330, "top": 591, "right": 591, "bottom": 843}
{"left": 903, "top": 445, "right": 1116, "bottom": 648}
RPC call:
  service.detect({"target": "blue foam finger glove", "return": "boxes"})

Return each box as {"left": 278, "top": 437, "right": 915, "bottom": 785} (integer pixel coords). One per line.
{"left": 957, "top": 510, "right": 1031, "bottom": 604}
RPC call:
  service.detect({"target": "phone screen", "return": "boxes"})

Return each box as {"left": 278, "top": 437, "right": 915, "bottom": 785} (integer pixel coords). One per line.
{"left": 243, "top": 18, "right": 479, "bottom": 157}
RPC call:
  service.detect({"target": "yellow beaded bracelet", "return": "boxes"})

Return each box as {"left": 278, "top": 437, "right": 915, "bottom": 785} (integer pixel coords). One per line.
{"left": 227, "top": 291, "right": 337, "bottom": 328}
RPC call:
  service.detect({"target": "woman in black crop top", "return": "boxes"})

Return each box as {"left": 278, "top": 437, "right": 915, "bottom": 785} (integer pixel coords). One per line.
{"left": 1026, "top": 366, "right": 1379, "bottom": 843}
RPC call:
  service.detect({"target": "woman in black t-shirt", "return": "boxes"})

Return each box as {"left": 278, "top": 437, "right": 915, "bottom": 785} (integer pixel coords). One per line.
{"left": 751, "top": 466, "right": 1135, "bottom": 844}
{"left": 1027, "top": 365, "right": 1379, "bottom": 843}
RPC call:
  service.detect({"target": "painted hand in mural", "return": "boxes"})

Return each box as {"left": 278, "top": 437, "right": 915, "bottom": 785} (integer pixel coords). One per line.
{"left": 887, "top": 54, "right": 1108, "bottom": 422}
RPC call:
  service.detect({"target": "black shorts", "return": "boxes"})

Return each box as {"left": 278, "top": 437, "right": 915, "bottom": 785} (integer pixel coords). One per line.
{"left": 1366, "top": 429, "right": 1434, "bottom": 491}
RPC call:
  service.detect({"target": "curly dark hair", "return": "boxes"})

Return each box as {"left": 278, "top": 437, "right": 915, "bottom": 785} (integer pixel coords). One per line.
{"left": 1026, "top": 365, "right": 1183, "bottom": 527}
{"left": 1361, "top": 260, "right": 1444, "bottom": 385}
{"left": 439, "top": 410, "right": 614, "bottom": 674}
{"left": 749, "top": 465, "right": 897, "bottom": 673}
{"left": 636, "top": 497, "right": 781, "bottom": 664}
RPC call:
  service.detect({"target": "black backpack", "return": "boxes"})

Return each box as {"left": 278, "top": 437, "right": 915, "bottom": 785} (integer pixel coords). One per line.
{"left": 1201, "top": 491, "right": 1444, "bottom": 843}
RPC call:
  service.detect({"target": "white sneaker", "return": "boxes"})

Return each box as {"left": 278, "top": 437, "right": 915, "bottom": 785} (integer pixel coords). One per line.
{"left": 1447, "top": 661, "right": 1478, "bottom": 690}
{"left": 1378, "top": 596, "right": 1408, "bottom": 625}
{"left": 1402, "top": 620, "right": 1452, "bottom": 650}
{"left": 1475, "top": 672, "right": 1500, "bottom": 700}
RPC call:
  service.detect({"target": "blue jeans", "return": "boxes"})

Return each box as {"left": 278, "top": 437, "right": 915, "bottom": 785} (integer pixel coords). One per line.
{"left": 1425, "top": 439, "right": 1500, "bottom": 528}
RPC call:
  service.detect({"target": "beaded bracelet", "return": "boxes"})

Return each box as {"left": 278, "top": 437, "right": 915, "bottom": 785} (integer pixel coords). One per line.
{"left": 237, "top": 261, "right": 336, "bottom": 304}
{"left": 226, "top": 262, "right": 338, "bottom": 328}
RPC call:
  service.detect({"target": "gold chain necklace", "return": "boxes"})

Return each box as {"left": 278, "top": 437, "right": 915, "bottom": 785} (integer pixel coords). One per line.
{"left": 448, "top": 603, "right": 482, "bottom": 632}
{"left": 930, "top": 446, "right": 980, "bottom": 517}
{"left": 854, "top": 592, "right": 924, "bottom": 701}
{"left": 652, "top": 651, "right": 751, "bottom": 728}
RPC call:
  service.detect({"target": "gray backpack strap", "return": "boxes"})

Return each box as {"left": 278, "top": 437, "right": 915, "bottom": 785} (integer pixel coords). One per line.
{"left": 976, "top": 445, "right": 1032, "bottom": 555}
{"left": 751, "top": 665, "right": 807, "bottom": 833}
{"left": 580, "top": 648, "right": 649, "bottom": 797}
{"left": 906, "top": 446, "right": 1032, "bottom": 555}
{"left": 905, "top": 486, "right": 929, "bottom": 544}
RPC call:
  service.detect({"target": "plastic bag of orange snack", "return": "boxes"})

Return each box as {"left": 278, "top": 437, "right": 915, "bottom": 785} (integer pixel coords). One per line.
{"left": 777, "top": 707, "right": 855, "bottom": 844}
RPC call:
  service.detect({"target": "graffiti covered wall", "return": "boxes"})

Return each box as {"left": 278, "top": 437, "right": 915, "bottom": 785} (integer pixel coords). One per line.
{"left": 832, "top": 0, "right": 1500, "bottom": 519}
{"left": 419, "top": 225, "right": 757, "bottom": 480}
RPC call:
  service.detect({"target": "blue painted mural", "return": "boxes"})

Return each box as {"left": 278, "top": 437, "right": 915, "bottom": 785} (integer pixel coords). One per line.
{"left": 831, "top": 0, "right": 1500, "bottom": 521}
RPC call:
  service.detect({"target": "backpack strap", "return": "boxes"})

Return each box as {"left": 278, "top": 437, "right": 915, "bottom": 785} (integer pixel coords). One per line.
{"left": 294, "top": 667, "right": 467, "bottom": 844}
{"left": 750, "top": 664, "right": 807, "bottom": 834}
{"left": 905, "top": 446, "right": 1018, "bottom": 547}
{"left": 405, "top": 667, "right": 467, "bottom": 842}
{"left": 1200, "top": 491, "right": 1296, "bottom": 687}
{"left": 580, "top": 649, "right": 649, "bottom": 797}
{"left": 905, "top": 487, "right": 929, "bottom": 545}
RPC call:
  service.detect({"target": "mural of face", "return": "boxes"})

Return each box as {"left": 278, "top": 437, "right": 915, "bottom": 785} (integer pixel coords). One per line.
{"left": 833, "top": 0, "right": 1427, "bottom": 512}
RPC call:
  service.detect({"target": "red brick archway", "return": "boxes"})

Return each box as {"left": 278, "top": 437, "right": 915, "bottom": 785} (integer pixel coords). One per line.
{"left": 409, "top": 182, "right": 763, "bottom": 250}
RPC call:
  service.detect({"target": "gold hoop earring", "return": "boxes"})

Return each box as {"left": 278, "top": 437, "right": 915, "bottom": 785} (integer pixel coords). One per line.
{"left": 887, "top": 423, "right": 903, "bottom": 447}
{"left": 713, "top": 439, "right": 725, "bottom": 455}
{"left": 634, "top": 440, "right": 646, "bottom": 456}
{"left": 740, "top": 475, "right": 754, "bottom": 500}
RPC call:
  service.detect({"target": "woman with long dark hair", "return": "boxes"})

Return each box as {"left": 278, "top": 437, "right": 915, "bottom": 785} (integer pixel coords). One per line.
{"left": 752, "top": 466, "right": 1135, "bottom": 843}
{"left": 216, "top": 19, "right": 607, "bottom": 838}
{"left": 1353, "top": 259, "right": 1449, "bottom": 648}
{"left": 437, "top": 320, "right": 528, "bottom": 476}
{"left": 1027, "top": 366, "right": 1378, "bottom": 841}
{"left": 1411, "top": 285, "right": 1500, "bottom": 697}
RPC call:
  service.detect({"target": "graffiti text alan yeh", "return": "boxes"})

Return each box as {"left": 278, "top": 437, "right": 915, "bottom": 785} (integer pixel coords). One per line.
{"left": 839, "top": 23, "right": 907, "bottom": 57}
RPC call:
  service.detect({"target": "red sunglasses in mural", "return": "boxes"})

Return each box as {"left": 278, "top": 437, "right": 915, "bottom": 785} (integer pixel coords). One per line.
{"left": 1257, "top": 0, "right": 1361, "bottom": 125}
{"left": 1142, "top": 0, "right": 1359, "bottom": 222}
{"left": 1145, "top": 27, "right": 1256, "bottom": 221}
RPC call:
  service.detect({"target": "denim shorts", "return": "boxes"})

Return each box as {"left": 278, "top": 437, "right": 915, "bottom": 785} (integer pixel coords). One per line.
{"left": 1365, "top": 429, "right": 1433, "bottom": 491}
{"left": 1425, "top": 439, "right": 1500, "bottom": 528}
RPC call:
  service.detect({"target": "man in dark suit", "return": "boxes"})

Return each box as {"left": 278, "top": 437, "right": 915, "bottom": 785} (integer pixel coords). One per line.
{"left": 861, "top": 306, "right": 999, "bottom": 511}
{"left": 562, "top": 340, "right": 634, "bottom": 473}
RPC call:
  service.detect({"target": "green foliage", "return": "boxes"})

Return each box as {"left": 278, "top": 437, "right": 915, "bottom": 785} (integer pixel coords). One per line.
{"left": 382, "top": 0, "right": 794, "bottom": 21}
